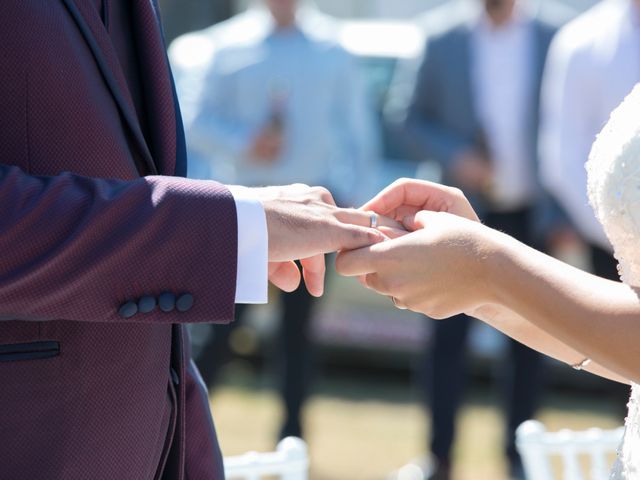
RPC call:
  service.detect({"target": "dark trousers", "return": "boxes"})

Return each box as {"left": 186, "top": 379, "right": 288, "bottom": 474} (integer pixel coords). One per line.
{"left": 195, "top": 280, "right": 316, "bottom": 439}
{"left": 425, "top": 207, "right": 544, "bottom": 469}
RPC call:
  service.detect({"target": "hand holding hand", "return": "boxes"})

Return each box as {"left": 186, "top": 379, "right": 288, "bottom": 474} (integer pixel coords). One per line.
{"left": 336, "top": 210, "right": 501, "bottom": 318}
{"left": 256, "top": 184, "right": 402, "bottom": 297}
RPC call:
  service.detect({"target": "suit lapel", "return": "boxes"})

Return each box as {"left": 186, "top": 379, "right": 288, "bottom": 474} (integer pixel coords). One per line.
{"left": 60, "top": 0, "right": 157, "bottom": 175}
{"left": 458, "top": 25, "right": 481, "bottom": 132}
{"left": 131, "top": 0, "right": 178, "bottom": 176}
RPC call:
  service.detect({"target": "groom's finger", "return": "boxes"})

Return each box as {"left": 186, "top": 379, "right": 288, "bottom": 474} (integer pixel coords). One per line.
{"left": 335, "top": 246, "right": 379, "bottom": 277}
{"left": 301, "top": 254, "right": 326, "bottom": 297}
{"left": 269, "top": 261, "right": 301, "bottom": 292}
{"left": 334, "top": 208, "right": 404, "bottom": 231}
{"left": 329, "top": 222, "right": 386, "bottom": 253}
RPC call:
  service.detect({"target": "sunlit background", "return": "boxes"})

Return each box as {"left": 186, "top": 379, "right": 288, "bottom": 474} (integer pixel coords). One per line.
{"left": 157, "top": 1, "right": 624, "bottom": 479}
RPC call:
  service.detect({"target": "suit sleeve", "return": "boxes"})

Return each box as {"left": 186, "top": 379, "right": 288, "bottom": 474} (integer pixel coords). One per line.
{"left": 404, "top": 38, "right": 473, "bottom": 172}
{"left": 0, "top": 165, "right": 238, "bottom": 324}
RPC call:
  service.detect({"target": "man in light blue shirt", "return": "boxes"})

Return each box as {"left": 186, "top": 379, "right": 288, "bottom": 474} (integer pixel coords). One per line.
{"left": 187, "top": 1, "right": 379, "bottom": 205}
{"left": 180, "top": 0, "right": 379, "bottom": 441}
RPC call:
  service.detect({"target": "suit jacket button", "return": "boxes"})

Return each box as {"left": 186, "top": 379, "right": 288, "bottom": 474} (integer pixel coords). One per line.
{"left": 158, "top": 292, "right": 175, "bottom": 313}
{"left": 176, "top": 294, "right": 194, "bottom": 313}
{"left": 138, "top": 295, "right": 157, "bottom": 314}
{"left": 118, "top": 301, "right": 138, "bottom": 319}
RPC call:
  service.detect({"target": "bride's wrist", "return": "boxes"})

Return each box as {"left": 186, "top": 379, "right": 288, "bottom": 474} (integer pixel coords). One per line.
{"left": 478, "top": 228, "right": 520, "bottom": 310}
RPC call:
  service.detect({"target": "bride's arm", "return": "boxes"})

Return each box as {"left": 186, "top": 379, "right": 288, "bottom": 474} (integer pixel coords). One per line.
{"left": 341, "top": 179, "right": 640, "bottom": 384}
{"left": 474, "top": 304, "right": 630, "bottom": 385}
{"left": 336, "top": 208, "right": 640, "bottom": 384}
{"left": 474, "top": 233, "right": 639, "bottom": 384}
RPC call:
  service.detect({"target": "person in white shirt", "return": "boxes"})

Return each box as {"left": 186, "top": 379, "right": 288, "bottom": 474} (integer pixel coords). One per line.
{"left": 172, "top": 0, "right": 379, "bottom": 441}
{"left": 540, "top": 0, "right": 640, "bottom": 285}
{"left": 403, "top": 1, "right": 556, "bottom": 478}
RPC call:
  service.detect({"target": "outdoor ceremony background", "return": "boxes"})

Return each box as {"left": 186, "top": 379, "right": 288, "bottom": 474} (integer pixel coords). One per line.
{"left": 157, "top": 1, "right": 620, "bottom": 479}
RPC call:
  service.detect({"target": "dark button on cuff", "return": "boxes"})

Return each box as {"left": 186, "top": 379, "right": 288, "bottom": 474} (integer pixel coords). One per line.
{"left": 176, "top": 294, "right": 194, "bottom": 313}
{"left": 118, "top": 301, "right": 138, "bottom": 319}
{"left": 138, "top": 295, "right": 157, "bottom": 314}
{"left": 158, "top": 292, "right": 175, "bottom": 313}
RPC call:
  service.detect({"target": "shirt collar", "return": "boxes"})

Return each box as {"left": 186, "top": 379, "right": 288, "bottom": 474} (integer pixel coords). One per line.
{"left": 247, "top": 2, "right": 334, "bottom": 42}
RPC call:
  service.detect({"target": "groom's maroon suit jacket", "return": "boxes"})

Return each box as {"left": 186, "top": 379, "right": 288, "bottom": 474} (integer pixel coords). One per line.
{"left": 0, "top": 1, "right": 238, "bottom": 479}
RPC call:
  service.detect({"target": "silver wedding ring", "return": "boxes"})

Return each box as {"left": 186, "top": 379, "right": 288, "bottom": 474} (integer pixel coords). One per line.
{"left": 369, "top": 212, "right": 378, "bottom": 229}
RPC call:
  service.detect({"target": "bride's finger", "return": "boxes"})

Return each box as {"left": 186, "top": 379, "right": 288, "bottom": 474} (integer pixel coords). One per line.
{"left": 378, "top": 225, "right": 410, "bottom": 240}
{"left": 362, "top": 179, "right": 463, "bottom": 217}
{"left": 335, "top": 246, "right": 379, "bottom": 277}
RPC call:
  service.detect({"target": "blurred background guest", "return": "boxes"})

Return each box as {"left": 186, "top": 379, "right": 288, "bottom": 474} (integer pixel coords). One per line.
{"left": 539, "top": 0, "right": 640, "bottom": 290}
{"left": 402, "top": 0, "right": 557, "bottom": 478}
{"left": 164, "top": 1, "right": 622, "bottom": 478}
{"left": 183, "top": 0, "right": 379, "bottom": 441}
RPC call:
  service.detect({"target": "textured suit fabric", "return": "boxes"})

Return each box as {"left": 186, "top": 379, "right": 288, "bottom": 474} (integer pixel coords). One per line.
{"left": 0, "top": 1, "right": 237, "bottom": 478}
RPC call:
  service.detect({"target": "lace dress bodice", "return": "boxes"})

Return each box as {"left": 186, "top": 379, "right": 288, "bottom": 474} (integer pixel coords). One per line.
{"left": 586, "top": 84, "right": 640, "bottom": 479}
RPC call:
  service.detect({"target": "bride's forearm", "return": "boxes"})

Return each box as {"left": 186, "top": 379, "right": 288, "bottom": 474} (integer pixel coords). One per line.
{"left": 482, "top": 233, "right": 640, "bottom": 384}
{"left": 474, "top": 304, "right": 630, "bottom": 384}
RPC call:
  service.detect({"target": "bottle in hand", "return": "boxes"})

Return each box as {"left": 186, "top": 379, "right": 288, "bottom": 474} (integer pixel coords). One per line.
{"left": 249, "top": 79, "right": 289, "bottom": 164}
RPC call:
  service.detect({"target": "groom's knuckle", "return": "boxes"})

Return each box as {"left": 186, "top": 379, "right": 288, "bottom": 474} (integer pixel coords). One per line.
{"left": 311, "top": 186, "right": 332, "bottom": 201}
{"left": 448, "top": 186, "right": 465, "bottom": 200}
{"left": 394, "top": 178, "right": 411, "bottom": 188}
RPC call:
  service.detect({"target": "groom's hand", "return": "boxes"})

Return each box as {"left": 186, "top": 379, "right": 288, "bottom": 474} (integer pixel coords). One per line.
{"left": 361, "top": 178, "right": 480, "bottom": 224}
{"left": 255, "top": 184, "right": 400, "bottom": 297}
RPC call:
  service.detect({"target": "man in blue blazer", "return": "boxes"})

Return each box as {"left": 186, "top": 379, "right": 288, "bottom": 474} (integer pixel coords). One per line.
{"left": 404, "top": 1, "right": 557, "bottom": 478}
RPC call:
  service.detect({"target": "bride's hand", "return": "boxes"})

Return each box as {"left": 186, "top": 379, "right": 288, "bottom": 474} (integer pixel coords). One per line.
{"left": 336, "top": 210, "right": 503, "bottom": 318}
{"left": 361, "top": 178, "right": 480, "bottom": 223}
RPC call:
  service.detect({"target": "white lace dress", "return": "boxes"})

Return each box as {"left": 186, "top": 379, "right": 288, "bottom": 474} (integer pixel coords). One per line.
{"left": 586, "top": 84, "right": 640, "bottom": 479}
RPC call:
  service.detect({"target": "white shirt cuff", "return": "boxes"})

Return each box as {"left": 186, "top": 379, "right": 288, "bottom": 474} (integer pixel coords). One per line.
{"left": 228, "top": 185, "right": 268, "bottom": 304}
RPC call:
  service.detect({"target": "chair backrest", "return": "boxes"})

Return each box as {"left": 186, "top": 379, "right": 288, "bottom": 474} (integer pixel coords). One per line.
{"left": 515, "top": 420, "right": 624, "bottom": 480}
{"left": 224, "top": 437, "right": 309, "bottom": 480}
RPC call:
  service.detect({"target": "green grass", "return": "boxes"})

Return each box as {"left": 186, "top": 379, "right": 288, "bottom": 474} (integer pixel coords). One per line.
{"left": 209, "top": 366, "right": 624, "bottom": 480}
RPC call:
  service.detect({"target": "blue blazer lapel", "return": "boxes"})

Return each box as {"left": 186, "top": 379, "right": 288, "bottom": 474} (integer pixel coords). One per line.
{"left": 60, "top": 0, "right": 157, "bottom": 175}
{"left": 457, "top": 25, "right": 482, "bottom": 134}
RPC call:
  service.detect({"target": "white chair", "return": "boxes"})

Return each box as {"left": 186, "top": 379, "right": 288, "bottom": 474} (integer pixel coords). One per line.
{"left": 224, "top": 437, "right": 309, "bottom": 480}
{"left": 516, "top": 420, "right": 624, "bottom": 480}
